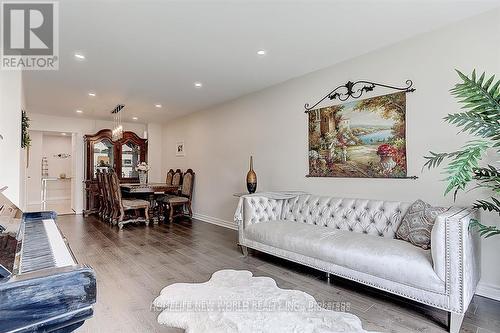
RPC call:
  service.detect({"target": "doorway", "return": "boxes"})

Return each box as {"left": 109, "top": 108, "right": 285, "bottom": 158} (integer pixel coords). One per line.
{"left": 26, "top": 131, "right": 75, "bottom": 215}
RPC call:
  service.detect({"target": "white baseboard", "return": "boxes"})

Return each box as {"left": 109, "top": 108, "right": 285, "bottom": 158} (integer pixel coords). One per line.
{"left": 476, "top": 281, "right": 500, "bottom": 301}
{"left": 193, "top": 212, "right": 237, "bottom": 230}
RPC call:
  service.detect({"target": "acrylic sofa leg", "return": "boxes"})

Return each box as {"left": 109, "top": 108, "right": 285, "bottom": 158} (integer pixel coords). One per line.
{"left": 240, "top": 245, "right": 248, "bottom": 257}
{"left": 449, "top": 312, "right": 464, "bottom": 333}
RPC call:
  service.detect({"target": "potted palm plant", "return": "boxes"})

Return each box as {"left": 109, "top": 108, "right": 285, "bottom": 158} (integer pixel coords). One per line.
{"left": 424, "top": 69, "right": 499, "bottom": 237}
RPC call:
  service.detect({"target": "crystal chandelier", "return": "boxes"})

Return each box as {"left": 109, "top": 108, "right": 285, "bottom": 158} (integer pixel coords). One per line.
{"left": 111, "top": 104, "right": 125, "bottom": 141}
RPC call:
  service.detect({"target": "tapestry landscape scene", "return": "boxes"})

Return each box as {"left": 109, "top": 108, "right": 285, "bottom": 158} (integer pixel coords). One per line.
{"left": 308, "top": 91, "right": 407, "bottom": 178}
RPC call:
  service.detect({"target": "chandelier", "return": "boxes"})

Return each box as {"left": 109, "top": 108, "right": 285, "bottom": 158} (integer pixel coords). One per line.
{"left": 111, "top": 104, "right": 125, "bottom": 141}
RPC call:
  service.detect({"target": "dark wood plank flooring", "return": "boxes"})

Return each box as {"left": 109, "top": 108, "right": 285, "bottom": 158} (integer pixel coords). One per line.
{"left": 56, "top": 215, "right": 500, "bottom": 333}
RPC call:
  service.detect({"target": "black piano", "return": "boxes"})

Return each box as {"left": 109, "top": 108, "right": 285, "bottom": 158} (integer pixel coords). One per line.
{"left": 0, "top": 211, "right": 96, "bottom": 333}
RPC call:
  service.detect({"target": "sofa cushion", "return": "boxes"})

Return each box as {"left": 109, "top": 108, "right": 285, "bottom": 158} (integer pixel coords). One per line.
{"left": 245, "top": 220, "right": 444, "bottom": 293}
{"left": 396, "top": 199, "right": 447, "bottom": 249}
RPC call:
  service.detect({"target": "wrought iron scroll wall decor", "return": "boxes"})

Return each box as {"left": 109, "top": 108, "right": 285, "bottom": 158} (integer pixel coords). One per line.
{"left": 304, "top": 79, "right": 415, "bottom": 112}
{"left": 305, "top": 79, "right": 418, "bottom": 180}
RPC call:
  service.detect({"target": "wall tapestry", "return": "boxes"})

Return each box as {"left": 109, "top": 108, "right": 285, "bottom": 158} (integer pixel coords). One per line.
{"left": 308, "top": 91, "right": 407, "bottom": 178}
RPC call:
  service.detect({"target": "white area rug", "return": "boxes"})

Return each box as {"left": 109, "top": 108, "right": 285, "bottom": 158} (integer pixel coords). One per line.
{"left": 153, "top": 269, "right": 374, "bottom": 333}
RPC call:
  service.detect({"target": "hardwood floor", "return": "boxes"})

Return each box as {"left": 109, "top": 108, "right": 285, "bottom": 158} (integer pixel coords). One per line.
{"left": 56, "top": 215, "right": 500, "bottom": 333}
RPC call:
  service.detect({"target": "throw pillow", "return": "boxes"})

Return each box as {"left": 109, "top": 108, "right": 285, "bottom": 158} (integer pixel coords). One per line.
{"left": 396, "top": 199, "right": 447, "bottom": 249}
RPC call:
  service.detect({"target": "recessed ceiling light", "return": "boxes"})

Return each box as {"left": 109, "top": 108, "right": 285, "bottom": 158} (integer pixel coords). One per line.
{"left": 76, "top": 109, "right": 83, "bottom": 113}
{"left": 132, "top": 116, "right": 138, "bottom": 120}
{"left": 61, "top": 133, "right": 67, "bottom": 136}
{"left": 155, "top": 104, "right": 162, "bottom": 108}
{"left": 88, "top": 92, "right": 96, "bottom": 97}
{"left": 74, "top": 52, "right": 85, "bottom": 60}
{"left": 194, "top": 82, "right": 203, "bottom": 88}
{"left": 257, "top": 49, "right": 266, "bottom": 56}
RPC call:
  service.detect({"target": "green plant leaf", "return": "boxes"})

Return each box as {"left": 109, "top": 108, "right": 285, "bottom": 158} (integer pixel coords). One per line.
{"left": 426, "top": 69, "right": 500, "bottom": 238}
{"left": 470, "top": 219, "right": 500, "bottom": 238}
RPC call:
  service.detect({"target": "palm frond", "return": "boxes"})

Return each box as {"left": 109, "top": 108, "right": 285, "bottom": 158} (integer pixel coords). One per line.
{"left": 471, "top": 165, "right": 500, "bottom": 192}
{"left": 423, "top": 149, "right": 466, "bottom": 170}
{"left": 423, "top": 152, "right": 451, "bottom": 170}
{"left": 474, "top": 165, "right": 500, "bottom": 180}
{"left": 444, "top": 112, "right": 500, "bottom": 143}
{"left": 425, "top": 141, "right": 491, "bottom": 198}
{"left": 470, "top": 219, "right": 500, "bottom": 238}
{"left": 425, "top": 69, "right": 499, "bottom": 238}
{"left": 473, "top": 197, "right": 500, "bottom": 214}
{"left": 450, "top": 70, "right": 500, "bottom": 121}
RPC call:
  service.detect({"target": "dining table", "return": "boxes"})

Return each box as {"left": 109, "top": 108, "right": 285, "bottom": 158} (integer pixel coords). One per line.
{"left": 120, "top": 183, "right": 179, "bottom": 194}
{"left": 120, "top": 183, "right": 179, "bottom": 222}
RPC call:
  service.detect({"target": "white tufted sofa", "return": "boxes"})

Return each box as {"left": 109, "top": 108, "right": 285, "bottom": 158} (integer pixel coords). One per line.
{"left": 235, "top": 194, "right": 480, "bottom": 333}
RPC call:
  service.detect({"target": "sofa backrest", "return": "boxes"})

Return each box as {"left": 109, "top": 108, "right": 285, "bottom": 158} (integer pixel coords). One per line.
{"left": 282, "top": 195, "right": 411, "bottom": 239}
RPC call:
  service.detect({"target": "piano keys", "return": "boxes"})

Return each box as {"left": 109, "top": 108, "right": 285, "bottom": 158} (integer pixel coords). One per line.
{"left": 0, "top": 211, "right": 97, "bottom": 333}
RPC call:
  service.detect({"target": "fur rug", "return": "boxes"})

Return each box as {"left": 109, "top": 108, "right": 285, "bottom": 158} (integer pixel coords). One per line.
{"left": 153, "top": 269, "right": 374, "bottom": 333}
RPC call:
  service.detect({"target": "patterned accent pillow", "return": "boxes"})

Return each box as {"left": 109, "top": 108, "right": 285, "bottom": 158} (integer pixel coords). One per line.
{"left": 396, "top": 199, "right": 447, "bottom": 249}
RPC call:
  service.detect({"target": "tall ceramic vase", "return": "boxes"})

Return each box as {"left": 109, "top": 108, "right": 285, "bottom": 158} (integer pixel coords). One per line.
{"left": 246, "top": 156, "right": 257, "bottom": 194}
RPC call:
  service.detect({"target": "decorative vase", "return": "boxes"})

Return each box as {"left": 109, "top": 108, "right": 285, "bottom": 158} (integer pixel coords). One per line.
{"left": 246, "top": 156, "right": 257, "bottom": 194}
{"left": 379, "top": 155, "right": 396, "bottom": 173}
{"left": 138, "top": 170, "right": 147, "bottom": 184}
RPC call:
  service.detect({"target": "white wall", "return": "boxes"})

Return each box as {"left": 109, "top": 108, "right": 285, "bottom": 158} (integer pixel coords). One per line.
{"left": 26, "top": 131, "right": 43, "bottom": 204}
{"left": 162, "top": 10, "right": 500, "bottom": 297}
{"left": 43, "top": 135, "right": 72, "bottom": 178}
{"left": 71, "top": 132, "right": 83, "bottom": 213}
{"left": 0, "top": 70, "right": 24, "bottom": 209}
{"left": 147, "top": 123, "right": 163, "bottom": 182}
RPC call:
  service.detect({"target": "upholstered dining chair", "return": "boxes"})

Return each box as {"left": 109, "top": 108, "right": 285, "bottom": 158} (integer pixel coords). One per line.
{"left": 98, "top": 169, "right": 111, "bottom": 221}
{"left": 170, "top": 169, "right": 183, "bottom": 194}
{"left": 156, "top": 169, "right": 180, "bottom": 218}
{"left": 102, "top": 169, "right": 115, "bottom": 223}
{"left": 165, "top": 169, "right": 174, "bottom": 186}
{"left": 108, "top": 170, "right": 150, "bottom": 229}
{"left": 96, "top": 170, "right": 105, "bottom": 219}
{"left": 166, "top": 169, "right": 195, "bottom": 223}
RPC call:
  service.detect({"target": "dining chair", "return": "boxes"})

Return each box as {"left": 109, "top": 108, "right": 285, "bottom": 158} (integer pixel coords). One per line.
{"left": 165, "top": 169, "right": 174, "bottom": 186}
{"left": 156, "top": 169, "right": 177, "bottom": 218}
{"left": 104, "top": 169, "right": 117, "bottom": 223}
{"left": 108, "top": 170, "right": 150, "bottom": 229}
{"left": 166, "top": 169, "right": 195, "bottom": 223}
{"left": 171, "top": 169, "right": 183, "bottom": 193}
{"left": 96, "top": 170, "right": 105, "bottom": 219}
{"left": 102, "top": 169, "right": 115, "bottom": 223}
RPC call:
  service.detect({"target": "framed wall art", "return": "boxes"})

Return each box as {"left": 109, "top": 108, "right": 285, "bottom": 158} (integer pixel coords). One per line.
{"left": 308, "top": 91, "right": 409, "bottom": 178}
{"left": 176, "top": 141, "right": 185, "bottom": 157}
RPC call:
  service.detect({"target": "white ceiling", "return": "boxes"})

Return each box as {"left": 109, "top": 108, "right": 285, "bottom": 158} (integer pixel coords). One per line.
{"left": 23, "top": 0, "right": 500, "bottom": 124}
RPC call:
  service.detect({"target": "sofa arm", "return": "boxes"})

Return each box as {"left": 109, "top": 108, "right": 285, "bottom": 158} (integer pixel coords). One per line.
{"left": 241, "top": 196, "right": 284, "bottom": 227}
{"left": 234, "top": 196, "right": 284, "bottom": 242}
{"left": 431, "top": 207, "right": 480, "bottom": 313}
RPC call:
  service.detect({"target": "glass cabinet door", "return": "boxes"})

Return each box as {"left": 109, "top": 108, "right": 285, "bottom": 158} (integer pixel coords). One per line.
{"left": 121, "top": 140, "right": 141, "bottom": 179}
{"left": 93, "top": 139, "right": 114, "bottom": 178}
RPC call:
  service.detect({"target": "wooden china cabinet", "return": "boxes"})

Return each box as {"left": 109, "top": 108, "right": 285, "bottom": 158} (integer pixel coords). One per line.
{"left": 83, "top": 129, "right": 148, "bottom": 216}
